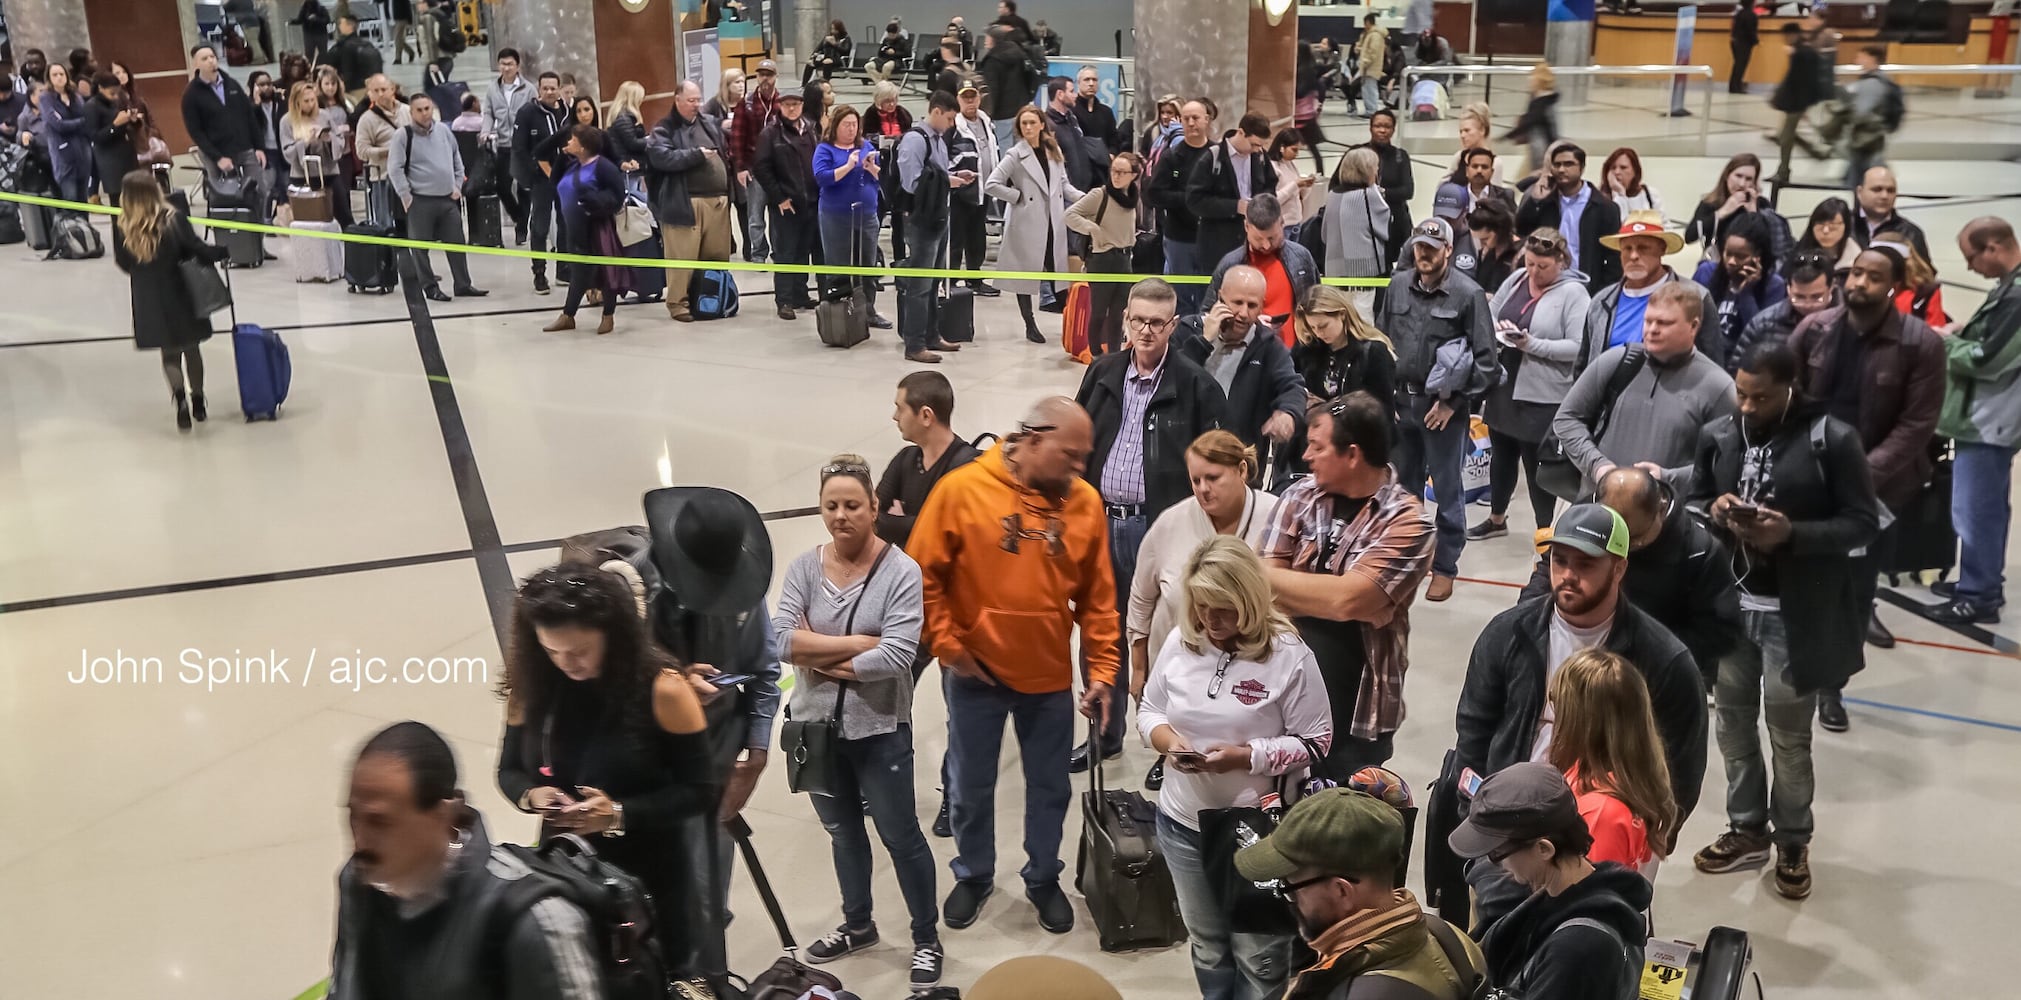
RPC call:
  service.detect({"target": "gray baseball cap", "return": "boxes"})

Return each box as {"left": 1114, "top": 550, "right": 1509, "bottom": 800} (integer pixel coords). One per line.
{"left": 1447, "top": 762, "right": 1583, "bottom": 860}
{"left": 1548, "top": 503, "right": 1630, "bottom": 559}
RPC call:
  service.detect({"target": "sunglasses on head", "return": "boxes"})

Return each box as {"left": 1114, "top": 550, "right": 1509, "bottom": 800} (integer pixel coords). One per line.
{"left": 1526, "top": 235, "right": 1566, "bottom": 255}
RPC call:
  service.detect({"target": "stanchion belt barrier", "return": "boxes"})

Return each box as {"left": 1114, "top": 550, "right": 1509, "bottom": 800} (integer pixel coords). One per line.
{"left": 0, "top": 190, "right": 1390, "bottom": 288}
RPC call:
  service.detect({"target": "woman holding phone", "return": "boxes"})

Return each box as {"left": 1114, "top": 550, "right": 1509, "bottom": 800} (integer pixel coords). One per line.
{"left": 496, "top": 562, "right": 715, "bottom": 973}
{"left": 1138, "top": 536, "right": 1332, "bottom": 1000}
{"left": 1685, "top": 152, "right": 1765, "bottom": 251}
{"left": 1472, "top": 227, "right": 1590, "bottom": 542}
{"left": 769, "top": 455, "right": 945, "bottom": 990}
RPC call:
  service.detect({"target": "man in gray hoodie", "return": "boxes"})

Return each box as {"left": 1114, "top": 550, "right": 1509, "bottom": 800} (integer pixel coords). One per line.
{"left": 1553, "top": 282, "right": 1737, "bottom": 499}
{"left": 390, "top": 94, "right": 487, "bottom": 301}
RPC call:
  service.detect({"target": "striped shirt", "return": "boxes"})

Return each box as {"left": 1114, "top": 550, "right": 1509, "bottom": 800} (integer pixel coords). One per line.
{"left": 1098, "top": 354, "right": 1165, "bottom": 505}
{"left": 1258, "top": 476, "right": 1433, "bottom": 739}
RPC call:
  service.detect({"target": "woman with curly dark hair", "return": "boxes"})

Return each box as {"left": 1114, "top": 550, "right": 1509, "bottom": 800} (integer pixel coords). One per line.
{"left": 496, "top": 561, "right": 715, "bottom": 972}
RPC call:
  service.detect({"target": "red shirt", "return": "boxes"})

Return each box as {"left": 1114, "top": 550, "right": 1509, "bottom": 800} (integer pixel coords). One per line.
{"left": 1253, "top": 251, "right": 1296, "bottom": 347}
{"left": 1567, "top": 766, "right": 1653, "bottom": 869}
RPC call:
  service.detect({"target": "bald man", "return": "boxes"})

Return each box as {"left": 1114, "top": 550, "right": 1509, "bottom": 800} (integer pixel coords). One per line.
{"left": 1851, "top": 166, "right": 1929, "bottom": 262}
{"left": 908, "top": 395, "right": 1120, "bottom": 934}
{"left": 1522, "top": 467, "right": 1743, "bottom": 687}
{"left": 1177, "top": 264, "right": 1306, "bottom": 451}
{"left": 1928, "top": 217, "right": 2021, "bottom": 625}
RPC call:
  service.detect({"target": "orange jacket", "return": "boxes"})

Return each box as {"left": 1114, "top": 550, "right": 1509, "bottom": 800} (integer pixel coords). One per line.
{"left": 908, "top": 442, "right": 1120, "bottom": 694}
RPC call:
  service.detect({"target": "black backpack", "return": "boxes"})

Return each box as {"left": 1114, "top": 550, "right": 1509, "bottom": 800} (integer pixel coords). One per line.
{"left": 490, "top": 835, "right": 670, "bottom": 1000}
{"left": 890, "top": 125, "right": 950, "bottom": 217}
{"left": 437, "top": 11, "right": 468, "bottom": 53}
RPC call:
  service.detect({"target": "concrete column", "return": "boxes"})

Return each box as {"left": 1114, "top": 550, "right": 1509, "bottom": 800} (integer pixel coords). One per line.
{"left": 794, "top": 1, "right": 832, "bottom": 75}
{"left": 1133, "top": 0, "right": 1249, "bottom": 136}
{"left": 495, "top": 0, "right": 601, "bottom": 101}
{"left": 7, "top": 0, "right": 95, "bottom": 65}
{"left": 1544, "top": 0, "right": 1595, "bottom": 106}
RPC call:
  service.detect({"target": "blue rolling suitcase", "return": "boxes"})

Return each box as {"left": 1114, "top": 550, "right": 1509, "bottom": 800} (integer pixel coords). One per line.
{"left": 232, "top": 322, "right": 292, "bottom": 420}
{"left": 623, "top": 228, "right": 666, "bottom": 302}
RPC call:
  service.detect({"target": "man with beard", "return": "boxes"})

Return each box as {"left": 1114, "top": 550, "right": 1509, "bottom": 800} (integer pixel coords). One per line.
{"left": 1688, "top": 340, "right": 1879, "bottom": 900}
{"left": 1783, "top": 244, "right": 1940, "bottom": 722}
{"left": 908, "top": 395, "right": 1121, "bottom": 936}
{"left": 1233, "top": 788, "right": 1485, "bottom": 1000}
{"left": 1585, "top": 211, "right": 1717, "bottom": 357}
{"left": 1456, "top": 503, "right": 1707, "bottom": 841}
{"left": 330, "top": 722, "right": 605, "bottom": 999}
{"left": 1514, "top": 142, "right": 1621, "bottom": 292}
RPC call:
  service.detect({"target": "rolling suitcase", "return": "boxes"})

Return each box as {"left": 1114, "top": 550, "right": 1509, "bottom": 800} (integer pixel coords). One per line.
{"left": 345, "top": 183, "right": 399, "bottom": 295}
{"left": 221, "top": 270, "right": 292, "bottom": 421}
{"left": 467, "top": 193, "right": 503, "bottom": 248}
{"left": 940, "top": 285, "right": 975, "bottom": 343}
{"left": 1061, "top": 281, "right": 1093, "bottom": 363}
{"left": 291, "top": 219, "right": 345, "bottom": 282}
{"left": 817, "top": 288, "right": 870, "bottom": 348}
{"left": 208, "top": 205, "right": 265, "bottom": 268}
{"left": 1887, "top": 443, "right": 1956, "bottom": 584}
{"left": 21, "top": 201, "right": 53, "bottom": 252}
{"left": 1073, "top": 721, "right": 1186, "bottom": 953}
{"left": 622, "top": 228, "right": 666, "bottom": 302}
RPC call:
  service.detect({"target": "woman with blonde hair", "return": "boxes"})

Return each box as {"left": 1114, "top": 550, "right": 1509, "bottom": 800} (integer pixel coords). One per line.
{"left": 703, "top": 67, "right": 745, "bottom": 120}
{"left": 1323, "top": 146, "right": 1390, "bottom": 313}
{"left": 111, "top": 170, "right": 231, "bottom": 431}
{"left": 1293, "top": 283, "right": 1396, "bottom": 421}
{"left": 1139, "top": 535, "right": 1330, "bottom": 1000}
{"left": 1504, "top": 64, "right": 1560, "bottom": 173}
{"left": 604, "top": 80, "right": 648, "bottom": 173}
{"left": 281, "top": 80, "right": 354, "bottom": 226}
{"left": 1546, "top": 648, "right": 1678, "bottom": 874}
{"left": 987, "top": 106, "right": 1082, "bottom": 344}
{"left": 1875, "top": 230, "right": 1948, "bottom": 326}
{"left": 1446, "top": 101, "right": 1504, "bottom": 186}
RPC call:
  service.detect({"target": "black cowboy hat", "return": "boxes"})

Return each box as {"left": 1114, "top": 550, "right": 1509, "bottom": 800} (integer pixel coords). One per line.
{"left": 642, "top": 486, "right": 772, "bottom": 617}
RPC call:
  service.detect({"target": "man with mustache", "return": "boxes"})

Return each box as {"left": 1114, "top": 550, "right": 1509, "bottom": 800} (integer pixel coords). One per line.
{"left": 330, "top": 721, "right": 605, "bottom": 999}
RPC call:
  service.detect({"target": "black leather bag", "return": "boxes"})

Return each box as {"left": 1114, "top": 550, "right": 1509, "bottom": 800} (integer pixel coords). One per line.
{"left": 180, "top": 254, "right": 233, "bottom": 318}
{"left": 1199, "top": 805, "right": 1297, "bottom": 934}
{"left": 780, "top": 544, "right": 892, "bottom": 796}
{"left": 1073, "top": 720, "right": 1187, "bottom": 952}
{"left": 729, "top": 816, "right": 849, "bottom": 1000}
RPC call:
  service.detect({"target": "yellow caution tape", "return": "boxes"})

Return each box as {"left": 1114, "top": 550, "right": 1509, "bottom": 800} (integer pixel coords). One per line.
{"left": 0, "top": 189, "right": 1389, "bottom": 288}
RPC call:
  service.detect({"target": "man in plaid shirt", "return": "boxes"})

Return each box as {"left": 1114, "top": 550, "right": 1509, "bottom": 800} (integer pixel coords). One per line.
{"left": 1261, "top": 391, "right": 1434, "bottom": 772}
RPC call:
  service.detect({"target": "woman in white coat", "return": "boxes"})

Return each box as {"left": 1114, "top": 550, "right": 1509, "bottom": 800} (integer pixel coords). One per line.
{"left": 986, "top": 106, "right": 1084, "bottom": 344}
{"left": 1127, "top": 430, "right": 1281, "bottom": 791}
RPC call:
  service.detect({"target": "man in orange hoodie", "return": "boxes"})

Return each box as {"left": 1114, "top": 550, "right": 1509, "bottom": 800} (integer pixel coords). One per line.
{"left": 909, "top": 395, "right": 1121, "bottom": 935}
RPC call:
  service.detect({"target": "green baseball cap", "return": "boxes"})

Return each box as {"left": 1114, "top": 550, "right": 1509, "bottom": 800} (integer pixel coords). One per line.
{"left": 1234, "top": 788, "right": 1404, "bottom": 883}
{"left": 1548, "top": 503, "right": 1630, "bottom": 559}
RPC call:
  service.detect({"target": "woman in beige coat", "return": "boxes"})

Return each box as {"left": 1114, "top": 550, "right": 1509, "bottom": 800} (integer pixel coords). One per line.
{"left": 1064, "top": 150, "right": 1143, "bottom": 356}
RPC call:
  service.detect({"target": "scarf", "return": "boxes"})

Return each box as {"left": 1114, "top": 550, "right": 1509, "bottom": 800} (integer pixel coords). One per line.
{"left": 1104, "top": 183, "right": 1138, "bottom": 211}
{"left": 1286, "top": 889, "right": 1425, "bottom": 995}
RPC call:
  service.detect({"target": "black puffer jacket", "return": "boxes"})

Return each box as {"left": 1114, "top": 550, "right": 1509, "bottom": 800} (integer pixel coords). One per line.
{"left": 1475, "top": 862, "right": 1653, "bottom": 1000}
{"left": 1456, "top": 595, "right": 1707, "bottom": 825}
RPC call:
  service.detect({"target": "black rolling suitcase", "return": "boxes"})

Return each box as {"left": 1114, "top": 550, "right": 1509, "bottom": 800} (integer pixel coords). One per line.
{"left": 206, "top": 205, "right": 265, "bottom": 268}
{"left": 20, "top": 200, "right": 53, "bottom": 251}
{"left": 344, "top": 188, "right": 399, "bottom": 294}
{"left": 1073, "top": 722, "right": 1186, "bottom": 952}
{"left": 467, "top": 193, "right": 503, "bottom": 248}
{"left": 940, "top": 285, "right": 975, "bottom": 343}
{"left": 1887, "top": 442, "right": 1956, "bottom": 584}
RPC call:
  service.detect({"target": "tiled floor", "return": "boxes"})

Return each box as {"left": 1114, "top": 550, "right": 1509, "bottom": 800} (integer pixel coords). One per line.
{"left": 2, "top": 71, "right": 2019, "bottom": 1000}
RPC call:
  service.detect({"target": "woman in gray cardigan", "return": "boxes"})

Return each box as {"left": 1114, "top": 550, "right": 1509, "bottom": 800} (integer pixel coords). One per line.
{"left": 769, "top": 454, "right": 945, "bottom": 986}
{"left": 986, "top": 107, "right": 1084, "bottom": 344}
{"left": 1471, "top": 227, "right": 1591, "bottom": 539}
{"left": 1322, "top": 146, "right": 1390, "bottom": 315}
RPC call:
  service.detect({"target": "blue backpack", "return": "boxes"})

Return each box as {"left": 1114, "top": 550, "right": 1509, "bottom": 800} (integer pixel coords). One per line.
{"left": 690, "top": 270, "right": 740, "bottom": 320}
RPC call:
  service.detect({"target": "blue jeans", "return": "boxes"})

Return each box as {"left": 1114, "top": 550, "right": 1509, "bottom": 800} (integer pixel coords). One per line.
{"left": 945, "top": 670, "right": 1075, "bottom": 888}
{"left": 1716, "top": 610, "right": 1816, "bottom": 847}
{"left": 1953, "top": 440, "right": 2015, "bottom": 607}
{"left": 806, "top": 726, "right": 942, "bottom": 945}
{"left": 1157, "top": 813, "right": 1294, "bottom": 1000}
{"left": 743, "top": 177, "right": 772, "bottom": 262}
{"left": 899, "top": 212, "right": 950, "bottom": 354}
{"left": 1391, "top": 389, "right": 1469, "bottom": 577}
{"left": 1359, "top": 76, "right": 1384, "bottom": 116}
{"left": 1165, "top": 238, "right": 1204, "bottom": 316}
{"left": 1087, "top": 513, "right": 1148, "bottom": 749}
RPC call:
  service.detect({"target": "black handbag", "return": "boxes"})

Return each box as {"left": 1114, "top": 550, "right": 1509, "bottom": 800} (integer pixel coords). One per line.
{"left": 1536, "top": 344, "right": 1647, "bottom": 500}
{"left": 180, "top": 243, "right": 233, "bottom": 319}
{"left": 780, "top": 543, "right": 892, "bottom": 796}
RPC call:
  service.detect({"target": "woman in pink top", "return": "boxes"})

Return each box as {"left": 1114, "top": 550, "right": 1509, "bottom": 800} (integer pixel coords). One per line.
{"left": 1546, "top": 649, "right": 1677, "bottom": 874}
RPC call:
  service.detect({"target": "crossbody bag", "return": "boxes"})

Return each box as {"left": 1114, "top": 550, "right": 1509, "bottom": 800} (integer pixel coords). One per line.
{"left": 781, "top": 542, "right": 894, "bottom": 796}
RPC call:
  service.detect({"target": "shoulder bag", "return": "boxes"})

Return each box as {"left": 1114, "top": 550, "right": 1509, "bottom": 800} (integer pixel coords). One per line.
{"left": 1534, "top": 343, "right": 1647, "bottom": 501}
{"left": 780, "top": 543, "right": 893, "bottom": 796}
{"left": 179, "top": 223, "right": 233, "bottom": 318}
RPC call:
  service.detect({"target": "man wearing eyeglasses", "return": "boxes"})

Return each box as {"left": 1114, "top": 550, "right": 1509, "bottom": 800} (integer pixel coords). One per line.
{"left": 1073, "top": 278, "right": 1229, "bottom": 772}
{"left": 1261, "top": 392, "right": 1433, "bottom": 774}
{"left": 1514, "top": 142, "right": 1621, "bottom": 293}
{"left": 1785, "top": 243, "right": 1942, "bottom": 726}
{"left": 1233, "top": 787, "right": 1484, "bottom": 1000}
{"left": 908, "top": 395, "right": 1121, "bottom": 935}
{"left": 1731, "top": 252, "right": 1839, "bottom": 374}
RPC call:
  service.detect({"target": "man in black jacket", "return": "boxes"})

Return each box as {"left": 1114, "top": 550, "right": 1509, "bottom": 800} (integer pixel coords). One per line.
{"left": 1176, "top": 264, "right": 1306, "bottom": 452}
{"left": 1517, "top": 467, "right": 1745, "bottom": 688}
{"left": 1688, "top": 339, "right": 1879, "bottom": 902}
{"left": 1074, "top": 277, "right": 1229, "bottom": 768}
{"left": 512, "top": 72, "right": 570, "bottom": 295}
{"left": 331, "top": 722, "right": 605, "bottom": 1000}
{"left": 1850, "top": 166, "right": 1930, "bottom": 262}
{"left": 1186, "top": 111, "right": 1276, "bottom": 276}
{"left": 1456, "top": 503, "right": 1708, "bottom": 837}
{"left": 1148, "top": 97, "right": 1217, "bottom": 315}
{"left": 751, "top": 89, "right": 819, "bottom": 319}
{"left": 1733, "top": 252, "right": 1838, "bottom": 368}
{"left": 1044, "top": 76, "right": 1104, "bottom": 194}
{"left": 977, "top": 25, "right": 1034, "bottom": 151}
{"left": 1514, "top": 142, "right": 1622, "bottom": 292}
{"left": 181, "top": 44, "right": 267, "bottom": 213}
{"left": 1070, "top": 66, "right": 1120, "bottom": 155}
{"left": 327, "top": 15, "right": 383, "bottom": 103}
{"left": 1769, "top": 22, "right": 1827, "bottom": 187}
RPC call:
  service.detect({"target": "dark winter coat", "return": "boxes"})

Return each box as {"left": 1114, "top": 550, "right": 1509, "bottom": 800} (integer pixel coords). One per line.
{"left": 750, "top": 114, "right": 819, "bottom": 212}
{"left": 181, "top": 72, "right": 262, "bottom": 163}
{"left": 1475, "top": 862, "right": 1653, "bottom": 1000}
{"left": 85, "top": 92, "right": 141, "bottom": 193}
{"left": 1457, "top": 595, "right": 1707, "bottom": 824}
{"left": 1515, "top": 181, "right": 1623, "bottom": 292}
{"left": 1786, "top": 305, "right": 1945, "bottom": 511}
{"left": 1075, "top": 350, "right": 1229, "bottom": 518}
{"left": 1174, "top": 317, "right": 1309, "bottom": 450}
{"left": 38, "top": 89, "right": 93, "bottom": 188}
{"left": 1186, "top": 139, "right": 1278, "bottom": 274}
{"left": 1690, "top": 407, "right": 1882, "bottom": 693}
{"left": 113, "top": 210, "right": 231, "bottom": 350}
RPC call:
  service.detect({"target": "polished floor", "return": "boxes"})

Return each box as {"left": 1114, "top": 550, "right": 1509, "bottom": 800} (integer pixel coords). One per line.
{"left": 2, "top": 77, "right": 2019, "bottom": 1000}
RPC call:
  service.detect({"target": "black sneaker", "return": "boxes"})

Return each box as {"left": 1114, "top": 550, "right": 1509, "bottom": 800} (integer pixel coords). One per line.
{"left": 1931, "top": 580, "right": 1956, "bottom": 600}
{"left": 1817, "top": 691, "right": 1849, "bottom": 733}
{"left": 971, "top": 281, "right": 1001, "bottom": 297}
{"left": 1927, "top": 599, "right": 2001, "bottom": 625}
{"left": 909, "top": 942, "right": 945, "bottom": 990}
{"left": 1027, "top": 881, "right": 1074, "bottom": 934}
{"left": 804, "top": 923, "right": 878, "bottom": 964}
{"left": 944, "top": 880, "right": 993, "bottom": 929}
{"left": 1774, "top": 843, "right": 1812, "bottom": 900}
{"left": 533, "top": 275, "right": 551, "bottom": 295}
{"left": 1465, "top": 519, "right": 1508, "bottom": 540}
{"left": 1693, "top": 827, "right": 1772, "bottom": 874}
{"left": 932, "top": 798, "right": 952, "bottom": 838}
